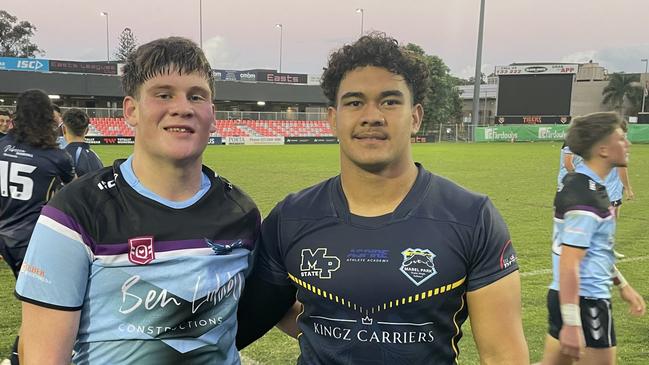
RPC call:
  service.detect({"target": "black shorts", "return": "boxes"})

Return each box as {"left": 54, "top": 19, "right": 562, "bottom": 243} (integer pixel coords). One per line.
{"left": 547, "top": 289, "right": 616, "bottom": 348}
{"left": 611, "top": 199, "right": 622, "bottom": 207}
{"left": 0, "top": 238, "right": 27, "bottom": 279}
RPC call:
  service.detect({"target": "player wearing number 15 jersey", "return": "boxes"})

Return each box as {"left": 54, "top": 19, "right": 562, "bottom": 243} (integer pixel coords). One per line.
{"left": 0, "top": 90, "right": 75, "bottom": 278}
{"left": 0, "top": 89, "right": 74, "bottom": 365}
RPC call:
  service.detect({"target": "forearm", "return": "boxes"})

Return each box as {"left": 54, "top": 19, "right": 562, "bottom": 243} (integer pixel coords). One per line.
{"left": 276, "top": 301, "right": 302, "bottom": 338}
{"left": 618, "top": 167, "right": 631, "bottom": 190}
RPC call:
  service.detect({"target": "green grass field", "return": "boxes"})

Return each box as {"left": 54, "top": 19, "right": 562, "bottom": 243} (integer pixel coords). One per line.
{"left": 2, "top": 142, "right": 648, "bottom": 364}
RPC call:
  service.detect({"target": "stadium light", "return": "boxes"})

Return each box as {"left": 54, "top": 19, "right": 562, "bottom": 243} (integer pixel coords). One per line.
{"left": 355, "top": 8, "right": 364, "bottom": 36}
{"left": 48, "top": 95, "right": 61, "bottom": 100}
{"left": 100, "top": 11, "right": 109, "bottom": 62}
{"left": 471, "top": 0, "right": 486, "bottom": 138}
{"left": 199, "top": 0, "right": 203, "bottom": 49}
{"left": 642, "top": 58, "right": 648, "bottom": 113}
{"left": 275, "top": 24, "right": 283, "bottom": 73}
{"left": 257, "top": 101, "right": 266, "bottom": 106}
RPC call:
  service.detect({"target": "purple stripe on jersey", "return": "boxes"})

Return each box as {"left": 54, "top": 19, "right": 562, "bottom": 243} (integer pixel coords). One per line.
{"left": 566, "top": 205, "right": 611, "bottom": 219}
{"left": 95, "top": 238, "right": 254, "bottom": 256}
{"left": 41, "top": 205, "right": 96, "bottom": 250}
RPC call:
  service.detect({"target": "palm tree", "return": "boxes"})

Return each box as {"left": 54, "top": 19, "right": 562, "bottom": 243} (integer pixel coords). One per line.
{"left": 602, "top": 73, "right": 640, "bottom": 116}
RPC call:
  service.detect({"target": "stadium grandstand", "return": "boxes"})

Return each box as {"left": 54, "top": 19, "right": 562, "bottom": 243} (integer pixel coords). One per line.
{"left": 2, "top": 56, "right": 649, "bottom": 143}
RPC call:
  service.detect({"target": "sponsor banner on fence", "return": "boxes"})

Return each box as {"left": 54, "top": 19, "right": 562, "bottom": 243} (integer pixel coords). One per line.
{"left": 476, "top": 125, "right": 649, "bottom": 143}
{"left": 224, "top": 136, "right": 285, "bottom": 145}
{"left": 410, "top": 135, "right": 436, "bottom": 143}
{"left": 495, "top": 64, "right": 578, "bottom": 76}
{"left": 496, "top": 116, "right": 571, "bottom": 125}
{"left": 284, "top": 136, "right": 338, "bottom": 144}
{"left": 85, "top": 136, "right": 135, "bottom": 144}
{"left": 213, "top": 69, "right": 257, "bottom": 82}
{"left": 208, "top": 137, "right": 223, "bottom": 145}
{"left": 0, "top": 57, "right": 49, "bottom": 72}
{"left": 256, "top": 71, "right": 308, "bottom": 84}
{"left": 49, "top": 60, "right": 118, "bottom": 75}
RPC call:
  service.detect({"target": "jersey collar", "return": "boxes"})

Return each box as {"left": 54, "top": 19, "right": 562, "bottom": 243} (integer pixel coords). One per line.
{"left": 331, "top": 162, "right": 432, "bottom": 224}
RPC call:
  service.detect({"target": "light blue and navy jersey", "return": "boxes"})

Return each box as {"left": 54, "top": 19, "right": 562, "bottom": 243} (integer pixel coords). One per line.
{"left": 0, "top": 133, "right": 74, "bottom": 246}
{"left": 64, "top": 142, "right": 103, "bottom": 177}
{"left": 550, "top": 164, "right": 615, "bottom": 298}
{"left": 604, "top": 168, "right": 623, "bottom": 202}
{"left": 557, "top": 143, "right": 583, "bottom": 187}
{"left": 254, "top": 164, "right": 519, "bottom": 365}
{"left": 16, "top": 157, "right": 260, "bottom": 364}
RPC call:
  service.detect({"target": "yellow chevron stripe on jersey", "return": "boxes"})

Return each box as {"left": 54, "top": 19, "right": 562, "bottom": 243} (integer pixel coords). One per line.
{"left": 288, "top": 273, "right": 466, "bottom": 316}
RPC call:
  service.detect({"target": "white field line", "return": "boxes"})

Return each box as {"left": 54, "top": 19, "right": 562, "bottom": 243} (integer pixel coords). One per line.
{"left": 521, "top": 255, "right": 649, "bottom": 277}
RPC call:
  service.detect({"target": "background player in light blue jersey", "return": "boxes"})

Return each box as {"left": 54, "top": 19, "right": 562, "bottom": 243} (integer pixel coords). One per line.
{"left": 540, "top": 112, "right": 645, "bottom": 365}
{"left": 16, "top": 37, "right": 260, "bottom": 365}
{"left": 557, "top": 142, "right": 583, "bottom": 188}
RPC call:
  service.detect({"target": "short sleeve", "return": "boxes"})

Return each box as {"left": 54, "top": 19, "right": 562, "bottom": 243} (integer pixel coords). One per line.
{"left": 559, "top": 211, "right": 597, "bottom": 248}
{"left": 58, "top": 151, "right": 75, "bottom": 183}
{"left": 250, "top": 203, "right": 292, "bottom": 286}
{"left": 15, "top": 206, "right": 92, "bottom": 310}
{"left": 466, "top": 198, "right": 519, "bottom": 291}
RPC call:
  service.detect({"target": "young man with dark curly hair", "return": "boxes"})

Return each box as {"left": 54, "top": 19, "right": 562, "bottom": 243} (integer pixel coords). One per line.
{"left": 0, "top": 89, "right": 75, "bottom": 365}
{"left": 16, "top": 37, "right": 260, "bottom": 364}
{"left": 236, "top": 33, "right": 528, "bottom": 365}
{"left": 61, "top": 108, "right": 104, "bottom": 177}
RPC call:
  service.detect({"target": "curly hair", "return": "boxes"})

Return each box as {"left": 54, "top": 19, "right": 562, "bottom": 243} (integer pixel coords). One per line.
{"left": 566, "top": 112, "right": 623, "bottom": 160}
{"left": 121, "top": 36, "right": 214, "bottom": 98}
{"left": 321, "top": 32, "right": 430, "bottom": 107}
{"left": 62, "top": 108, "right": 90, "bottom": 137}
{"left": 11, "top": 89, "right": 59, "bottom": 148}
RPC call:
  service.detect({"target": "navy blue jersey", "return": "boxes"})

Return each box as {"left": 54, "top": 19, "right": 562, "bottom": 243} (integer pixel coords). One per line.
{"left": 64, "top": 142, "right": 103, "bottom": 177}
{"left": 16, "top": 158, "right": 260, "bottom": 364}
{"left": 0, "top": 133, "right": 74, "bottom": 246}
{"left": 254, "top": 164, "right": 519, "bottom": 365}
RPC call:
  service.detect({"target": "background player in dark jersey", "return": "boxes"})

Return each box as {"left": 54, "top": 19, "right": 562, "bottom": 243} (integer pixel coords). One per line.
{"left": 61, "top": 108, "right": 103, "bottom": 177}
{"left": 0, "top": 89, "right": 75, "bottom": 365}
{"left": 237, "top": 33, "right": 528, "bottom": 364}
{"left": 16, "top": 37, "right": 260, "bottom": 364}
{"left": 540, "top": 112, "right": 645, "bottom": 365}
{"left": 0, "top": 110, "right": 12, "bottom": 139}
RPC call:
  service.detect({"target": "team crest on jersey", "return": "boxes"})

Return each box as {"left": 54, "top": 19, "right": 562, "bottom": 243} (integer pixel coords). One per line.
{"left": 400, "top": 248, "right": 437, "bottom": 286}
{"left": 128, "top": 236, "right": 155, "bottom": 265}
{"left": 300, "top": 248, "right": 340, "bottom": 279}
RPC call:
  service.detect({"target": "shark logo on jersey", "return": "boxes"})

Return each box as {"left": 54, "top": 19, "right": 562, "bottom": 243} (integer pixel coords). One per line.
{"left": 400, "top": 248, "right": 437, "bottom": 286}
{"left": 300, "top": 248, "right": 340, "bottom": 279}
{"left": 128, "top": 236, "right": 155, "bottom": 265}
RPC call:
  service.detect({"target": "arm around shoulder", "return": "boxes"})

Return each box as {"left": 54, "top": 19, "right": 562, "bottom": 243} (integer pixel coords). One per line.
{"left": 467, "top": 271, "right": 529, "bottom": 365}
{"left": 20, "top": 302, "right": 80, "bottom": 365}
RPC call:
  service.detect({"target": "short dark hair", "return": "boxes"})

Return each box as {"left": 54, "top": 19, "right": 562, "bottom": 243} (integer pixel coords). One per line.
{"left": 52, "top": 105, "right": 61, "bottom": 114}
{"left": 0, "top": 110, "right": 10, "bottom": 117}
{"left": 321, "top": 32, "right": 430, "bottom": 107}
{"left": 121, "top": 37, "right": 214, "bottom": 98}
{"left": 11, "top": 89, "right": 59, "bottom": 148}
{"left": 566, "top": 112, "right": 623, "bottom": 160}
{"left": 62, "top": 108, "right": 90, "bottom": 137}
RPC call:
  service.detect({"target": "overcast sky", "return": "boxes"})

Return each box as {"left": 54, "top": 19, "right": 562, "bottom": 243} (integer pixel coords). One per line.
{"left": 4, "top": 0, "right": 649, "bottom": 78}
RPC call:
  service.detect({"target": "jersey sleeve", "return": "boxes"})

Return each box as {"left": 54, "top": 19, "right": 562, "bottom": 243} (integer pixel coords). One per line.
{"left": 250, "top": 203, "right": 292, "bottom": 286}
{"left": 57, "top": 150, "right": 76, "bottom": 183}
{"left": 559, "top": 210, "right": 598, "bottom": 249}
{"left": 15, "top": 204, "right": 92, "bottom": 310}
{"left": 466, "top": 198, "right": 519, "bottom": 291}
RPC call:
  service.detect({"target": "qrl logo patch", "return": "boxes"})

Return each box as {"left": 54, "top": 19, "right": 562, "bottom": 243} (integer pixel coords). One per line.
{"left": 400, "top": 248, "right": 437, "bottom": 286}
{"left": 128, "top": 236, "right": 155, "bottom": 265}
